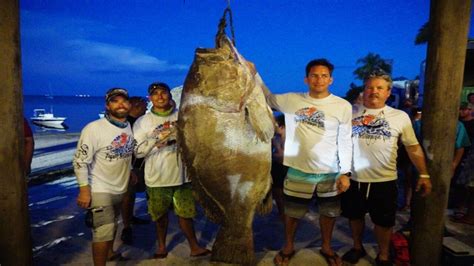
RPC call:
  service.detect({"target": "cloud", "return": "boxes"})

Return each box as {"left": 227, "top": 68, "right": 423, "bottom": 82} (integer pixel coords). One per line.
{"left": 66, "top": 39, "right": 187, "bottom": 73}
{"left": 20, "top": 10, "right": 188, "bottom": 94}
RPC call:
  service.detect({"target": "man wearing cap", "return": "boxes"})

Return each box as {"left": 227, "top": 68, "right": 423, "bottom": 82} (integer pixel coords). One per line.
{"left": 73, "top": 88, "right": 135, "bottom": 265}
{"left": 341, "top": 71, "right": 432, "bottom": 266}
{"left": 133, "top": 82, "right": 210, "bottom": 258}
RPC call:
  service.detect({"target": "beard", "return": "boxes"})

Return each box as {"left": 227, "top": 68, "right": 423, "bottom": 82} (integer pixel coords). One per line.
{"left": 108, "top": 108, "right": 129, "bottom": 119}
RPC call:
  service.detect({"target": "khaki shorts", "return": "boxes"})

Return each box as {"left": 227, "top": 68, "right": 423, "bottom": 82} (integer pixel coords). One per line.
{"left": 147, "top": 183, "right": 196, "bottom": 221}
{"left": 90, "top": 193, "right": 123, "bottom": 242}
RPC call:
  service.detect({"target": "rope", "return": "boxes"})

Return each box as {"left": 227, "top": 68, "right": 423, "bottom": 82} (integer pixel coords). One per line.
{"left": 215, "top": 6, "right": 235, "bottom": 47}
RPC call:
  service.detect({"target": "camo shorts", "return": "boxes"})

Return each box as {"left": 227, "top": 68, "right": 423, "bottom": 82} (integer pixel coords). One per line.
{"left": 147, "top": 183, "right": 196, "bottom": 220}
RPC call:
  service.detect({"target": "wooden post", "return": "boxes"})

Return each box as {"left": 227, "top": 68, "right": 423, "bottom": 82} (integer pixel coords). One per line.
{"left": 0, "top": 0, "right": 33, "bottom": 264}
{"left": 411, "top": 0, "right": 471, "bottom": 265}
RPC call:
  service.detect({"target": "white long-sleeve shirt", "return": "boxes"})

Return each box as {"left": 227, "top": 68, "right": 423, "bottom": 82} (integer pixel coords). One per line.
{"left": 133, "top": 110, "right": 188, "bottom": 187}
{"left": 351, "top": 105, "right": 419, "bottom": 182}
{"left": 73, "top": 118, "right": 134, "bottom": 194}
{"left": 266, "top": 93, "right": 353, "bottom": 174}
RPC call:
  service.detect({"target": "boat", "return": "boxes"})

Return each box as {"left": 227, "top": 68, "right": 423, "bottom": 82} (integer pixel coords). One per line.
{"left": 30, "top": 109, "right": 67, "bottom": 129}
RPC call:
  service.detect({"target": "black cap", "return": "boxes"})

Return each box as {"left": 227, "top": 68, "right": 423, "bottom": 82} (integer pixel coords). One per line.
{"left": 105, "top": 88, "right": 129, "bottom": 103}
{"left": 148, "top": 82, "right": 170, "bottom": 95}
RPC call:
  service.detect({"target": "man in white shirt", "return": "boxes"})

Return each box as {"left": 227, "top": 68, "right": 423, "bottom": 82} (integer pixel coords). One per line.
{"left": 341, "top": 70, "right": 432, "bottom": 266}
{"left": 263, "top": 59, "right": 352, "bottom": 266}
{"left": 133, "top": 82, "right": 209, "bottom": 258}
{"left": 74, "top": 88, "right": 135, "bottom": 265}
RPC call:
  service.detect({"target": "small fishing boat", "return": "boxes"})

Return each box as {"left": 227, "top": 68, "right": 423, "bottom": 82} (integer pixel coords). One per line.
{"left": 30, "top": 109, "right": 67, "bottom": 129}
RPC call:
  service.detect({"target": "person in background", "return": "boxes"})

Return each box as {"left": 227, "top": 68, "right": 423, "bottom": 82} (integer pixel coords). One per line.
{"left": 121, "top": 96, "right": 150, "bottom": 245}
{"left": 341, "top": 70, "right": 432, "bottom": 266}
{"left": 73, "top": 88, "right": 135, "bottom": 265}
{"left": 467, "top": 92, "right": 474, "bottom": 112}
{"left": 133, "top": 82, "right": 210, "bottom": 259}
{"left": 451, "top": 102, "right": 474, "bottom": 224}
{"left": 24, "top": 117, "right": 35, "bottom": 176}
{"left": 271, "top": 113, "right": 288, "bottom": 219}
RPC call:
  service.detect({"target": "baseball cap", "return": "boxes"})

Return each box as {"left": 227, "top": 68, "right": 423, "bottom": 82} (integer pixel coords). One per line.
{"left": 105, "top": 88, "right": 129, "bottom": 103}
{"left": 148, "top": 82, "right": 171, "bottom": 95}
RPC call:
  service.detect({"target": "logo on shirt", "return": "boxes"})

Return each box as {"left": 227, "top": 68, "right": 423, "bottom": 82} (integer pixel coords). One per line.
{"left": 295, "top": 107, "right": 325, "bottom": 129}
{"left": 105, "top": 133, "right": 135, "bottom": 161}
{"left": 151, "top": 121, "right": 178, "bottom": 147}
{"left": 352, "top": 114, "right": 391, "bottom": 141}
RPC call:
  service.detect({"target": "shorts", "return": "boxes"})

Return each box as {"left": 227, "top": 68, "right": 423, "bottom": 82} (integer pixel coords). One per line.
{"left": 283, "top": 168, "right": 339, "bottom": 198}
{"left": 282, "top": 168, "right": 341, "bottom": 218}
{"left": 147, "top": 183, "right": 196, "bottom": 221}
{"left": 127, "top": 167, "right": 146, "bottom": 194}
{"left": 341, "top": 179, "right": 398, "bottom": 227}
{"left": 284, "top": 194, "right": 341, "bottom": 219}
{"left": 90, "top": 192, "right": 124, "bottom": 242}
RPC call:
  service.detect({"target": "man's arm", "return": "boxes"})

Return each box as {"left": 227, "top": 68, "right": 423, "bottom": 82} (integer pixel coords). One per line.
{"left": 23, "top": 118, "right": 34, "bottom": 175}
{"left": 24, "top": 136, "right": 34, "bottom": 175}
{"left": 452, "top": 147, "right": 464, "bottom": 173}
{"left": 73, "top": 129, "right": 95, "bottom": 208}
{"left": 405, "top": 144, "right": 432, "bottom": 196}
{"left": 336, "top": 104, "right": 353, "bottom": 193}
{"left": 133, "top": 119, "right": 159, "bottom": 159}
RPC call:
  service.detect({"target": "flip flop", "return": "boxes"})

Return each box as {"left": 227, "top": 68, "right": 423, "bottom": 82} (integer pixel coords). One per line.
{"left": 153, "top": 252, "right": 168, "bottom": 259}
{"left": 107, "top": 253, "right": 129, "bottom": 261}
{"left": 191, "top": 249, "right": 211, "bottom": 257}
{"left": 273, "top": 250, "right": 295, "bottom": 266}
{"left": 319, "top": 249, "right": 341, "bottom": 266}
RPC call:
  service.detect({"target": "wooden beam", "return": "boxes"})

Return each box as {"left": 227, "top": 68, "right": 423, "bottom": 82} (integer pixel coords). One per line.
{"left": 411, "top": 0, "right": 472, "bottom": 265}
{"left": 0, "top": 0, "right": 33, "bottom": 264}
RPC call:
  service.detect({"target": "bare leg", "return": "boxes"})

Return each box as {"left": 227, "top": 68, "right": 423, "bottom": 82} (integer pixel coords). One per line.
{"left": 272, "top": 187, "right": 285, "bottom": 219}
{"left": 155, "top": 213, "right": 169, "bottom": 255}
{"left": 282, "top": 215, "right": 299, "bottom": 254}
{"left": 92, "top": 240, "right": 112, "bottom": 266}
{"left": 274, "top": 214, "right": 299, "bottom": 265}
{"left": 121, "top": 189, "right": 134, "bottom": 229}
{"left": 320, "top": 215, "right": 342, "bottom": 266}
{"left": 374, "top": 224, "right": 392, "bottom": 261}
{"left": 178, "top": 217, "right": 209, "bottom": 255}
{"left": 349, "top": 219, "right": 365, "bottom": 250}
{"left": 463, "top": 186, "right": 474, "bottom": 222}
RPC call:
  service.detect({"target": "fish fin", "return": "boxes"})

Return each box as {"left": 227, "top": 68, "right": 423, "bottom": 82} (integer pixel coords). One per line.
{"left": 256, "top": 184, "right": 273, "bottom": 216}
{"left": 246, "top": 100, "right": 275, "bottom": 143}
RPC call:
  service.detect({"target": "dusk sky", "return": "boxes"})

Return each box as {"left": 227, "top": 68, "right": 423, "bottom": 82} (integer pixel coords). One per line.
{"left": 20, "top": 0, "right": 474, "bottom": 97}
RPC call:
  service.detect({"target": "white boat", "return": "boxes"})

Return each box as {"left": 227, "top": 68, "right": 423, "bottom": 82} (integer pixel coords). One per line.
{"left": 30, "top": 109, "right": 67, "bottom": 129}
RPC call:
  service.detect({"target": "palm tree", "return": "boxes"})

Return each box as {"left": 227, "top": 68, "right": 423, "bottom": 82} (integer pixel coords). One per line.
{"left": 353, "top": 52, "right": 393, "bottom": 81}
{"left": 415, "top": 22, "right": 430, "bottom": 45}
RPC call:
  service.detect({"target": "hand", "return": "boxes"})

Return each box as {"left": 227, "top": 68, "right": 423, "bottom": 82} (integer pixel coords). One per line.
{"left": 416, "top": 178, "right": 432, "bottom": 197}
{"left": 77, "top": 186, "right": 91, "bottom": 209}
{"left": 336, "top": 174, "right": 350, "bottom": 194}
{"left": 130, "top": 171, "right": 138, "bottom": 185}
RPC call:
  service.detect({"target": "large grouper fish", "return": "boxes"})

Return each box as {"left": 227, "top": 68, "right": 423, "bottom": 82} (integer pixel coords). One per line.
{"left": 177, "top": 9, "right": 275, "bottom": 266}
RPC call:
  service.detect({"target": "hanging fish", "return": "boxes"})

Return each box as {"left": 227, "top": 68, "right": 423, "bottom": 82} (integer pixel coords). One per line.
{"left": 177, "top": 8, "right": 274, "bottom": 265}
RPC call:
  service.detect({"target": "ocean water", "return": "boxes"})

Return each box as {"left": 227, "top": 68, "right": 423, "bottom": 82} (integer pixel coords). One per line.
{"left": 24, "top": 95, "right": 107, "bottom": 133}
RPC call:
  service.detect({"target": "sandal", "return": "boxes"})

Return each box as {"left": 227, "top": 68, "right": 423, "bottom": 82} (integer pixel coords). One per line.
{"left": 191, "top": 249, "right": 211, "bottom": 257}
{"left": 107, "top": 253, "right": 129, "bottom": 261}
{"left": 342, "top": 247, "right": 367, "bottom": 264}
{"left": 152, "top": 252, "right": 168, "bottom": 259}
{"left": 273, "top": 250, "right": 296, "bottom": 266}
{"left": 320, "top": 249, "right": 341, "bottom": 266}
